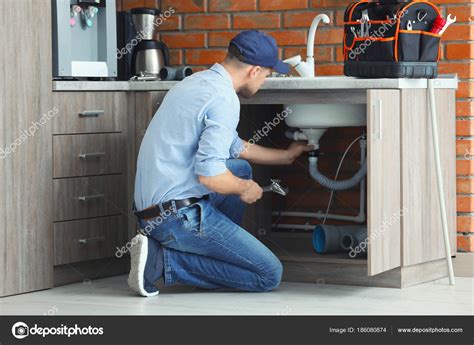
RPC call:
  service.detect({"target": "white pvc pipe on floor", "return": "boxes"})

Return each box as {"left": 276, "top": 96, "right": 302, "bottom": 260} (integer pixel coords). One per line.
{"left": 428, "top": 79, "right": 455, "bottom": 285}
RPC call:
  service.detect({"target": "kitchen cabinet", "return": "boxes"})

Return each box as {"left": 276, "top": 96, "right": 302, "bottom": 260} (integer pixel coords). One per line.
{"left": 251, "top": 87, "right": 456, "bottom": 288}
{"left": 0, "top": 0, "right": 53, "bottom": 297}
{"left": 132, "top": 83, "right": 456, "bottom": 288}
{"left": 51, "top": 92, "right": 135, "bottom": 286}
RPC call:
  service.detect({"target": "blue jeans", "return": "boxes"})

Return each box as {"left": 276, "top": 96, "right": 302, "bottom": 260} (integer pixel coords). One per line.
{"left": 138, "top": 159, "right": 283, "bottom": 292}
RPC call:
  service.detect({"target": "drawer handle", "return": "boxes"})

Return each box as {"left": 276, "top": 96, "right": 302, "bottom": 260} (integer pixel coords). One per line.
{"left": 78, "top": 236, "right": 106, "bottom": 244}
{"left": 77, "top": 194, "right": 105, "bottom": 202}
{"left": 79, "top": 110, "right": 104, "bottom": 117}
{"left": 78, "top": 152, "right": 106, "bottom": 159}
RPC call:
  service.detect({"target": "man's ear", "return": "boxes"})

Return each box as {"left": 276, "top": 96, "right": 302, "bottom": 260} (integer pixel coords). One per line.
{"left": 248, "top": 65, "right": 261, "bottom": 78}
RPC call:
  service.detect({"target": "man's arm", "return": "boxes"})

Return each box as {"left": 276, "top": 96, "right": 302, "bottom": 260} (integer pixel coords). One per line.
{"left": 195, "top": 96, "right": 262, "bottom": 204}
{"left": 198, "top": 171, "right": 262, "bottom": 204}
{"left": 238, "top": 140, "right": 313, "bottom": 165}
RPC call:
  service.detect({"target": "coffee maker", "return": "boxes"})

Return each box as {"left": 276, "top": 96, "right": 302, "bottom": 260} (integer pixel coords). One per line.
{"left": 117, "top": 8, "right": 169, "bottom": 80}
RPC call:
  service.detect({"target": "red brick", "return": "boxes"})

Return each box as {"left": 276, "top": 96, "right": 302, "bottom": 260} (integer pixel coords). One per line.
{"left": 283, "top": 11, "right": 333, "bottom": 28}
{"left": 266, "top": 30, "right": 307, "bottom": 46}
{"left": 457, "top": 81, "right": 474, "bottom": 98}
{"left": 184, "top": 14, "right": 230, "bottom": 30}
{"left": 191, "top": 66, "right": 208, "bottom": 72}
{"left": 457, "top": 195, "right": 474, "bottom": 212}
{"left": 446, "top": 5, "right": 474, "bottom": 22}
{"left": 439, "top": 61, "right": 474, "bottom": 79}
{"left": 209, "top": 0, "right": 256, "bottom": 12}
{"left": 456, "top": 139, "right": 474, "bottom": 156}
{"left": 208, "top": 32, "right": 237, "bottom": 47}
{"left": 311, "top": 0, "right": 351, "bottom": 7}
{"left": 446, "top": 43, "right": 474, "bottom": 60}
{"left": 315, "top": 28, "right": 344, "bottom": 44}
{"left": 335, "top": 47, "right": 345, "bottom": 62}
{"left": 169, "top": 50, "right": 183, "bottom": 65}
{"left": 185, "top": 49, "right": 227, "bottom": 65}
{"left": 159, "top": 15, "right": 181, "bottom": 31}
{"left": 457, "top": 216, "right": 474, "bottom": 232}
{"left": 335, "top": 9, "right": 346, "bottom": 26}
{"left": 457, "top": 120, "right": 474, "bottom": 136}
{"left": 457, "top": 234, "right": 474, "bottom": 252}
{"left": 234, "top": 13, "right": 280, "bottom": 29}
{"left": 457, "top": 177, "right": 474, "bottom": 193}
{"left": 161, "top": 33, "right": 205, "bottom": 48}
{"left": 161, "top": 0, "right": 204, "bottom": 13}
{"left": 284, "top": 46, "right": 333, "bottom": 62}
{"left": 316, "top": 64, "right": 344, "bottom": 75}
{"left": 457, "top": 159, "right": 474, "bottom": 176}
{"left": 456, "top": 100, "right": 474, "bottom": 117}
{"left": 433, "top": 0, "right": 473, "bottom": 4}
{"left": 442, "top": 24, "right": 474, "bottom": 41}
{"left": 121, "top": 0, "right": 157, "bottom": 10}
{"left": 260, "top": 0, "right": 307, "bottom": 11}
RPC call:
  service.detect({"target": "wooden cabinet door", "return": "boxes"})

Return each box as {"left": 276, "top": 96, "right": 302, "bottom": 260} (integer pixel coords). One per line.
{"left": 400, "top": 89, "right": 456, "bottom": 266}
{"left": 0, "top": 0, "right": 53, "bottom": 296}
{"left": 367, "top": 90, "right": 402, "bottom": 276}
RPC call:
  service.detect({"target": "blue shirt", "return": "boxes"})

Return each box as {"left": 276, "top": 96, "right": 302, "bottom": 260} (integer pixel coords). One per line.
{"left": 134, "top": 63, "right": 244, "bottom": 211}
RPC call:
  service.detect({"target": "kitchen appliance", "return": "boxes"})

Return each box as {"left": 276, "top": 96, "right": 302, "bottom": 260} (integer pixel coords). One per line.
{"left": 52, "top": 0, "right": 117, "bottom": 79}
{"left": 117, "top": 8, "right": 170, "bottom": 80}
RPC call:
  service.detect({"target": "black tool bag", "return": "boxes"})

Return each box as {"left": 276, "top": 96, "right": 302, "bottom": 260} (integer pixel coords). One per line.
{"left": 343, "top": 0, "right": 442, "bottom": 78}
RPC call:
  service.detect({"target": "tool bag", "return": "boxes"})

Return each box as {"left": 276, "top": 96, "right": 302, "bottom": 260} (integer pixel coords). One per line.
{"left": 343, "top": 0, "right": 442, "bottom": 78}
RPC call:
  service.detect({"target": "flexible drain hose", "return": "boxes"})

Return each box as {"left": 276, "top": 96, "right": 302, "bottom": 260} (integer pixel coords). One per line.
{"left": 309, "top": 156, "right": 367, "bottom": 191}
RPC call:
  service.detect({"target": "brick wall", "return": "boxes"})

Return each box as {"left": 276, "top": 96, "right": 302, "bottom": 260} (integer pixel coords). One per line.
{"left": 118, "top": 0, "right": 474, "bottom": 253}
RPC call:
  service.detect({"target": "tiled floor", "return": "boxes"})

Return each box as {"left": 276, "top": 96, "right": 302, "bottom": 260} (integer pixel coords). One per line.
{"left": 0, "top": 275, "right": 472, "bottom": 315}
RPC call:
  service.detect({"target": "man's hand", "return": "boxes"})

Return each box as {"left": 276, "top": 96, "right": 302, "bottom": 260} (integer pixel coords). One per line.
{"left": 240, "top": 180, "right": 263, "bottom": 204}
{"left": 284, "top": 141, "right": 314, "bottom": 165}
{"left": 239, "top": 140, "right": 314, "bottom": 166}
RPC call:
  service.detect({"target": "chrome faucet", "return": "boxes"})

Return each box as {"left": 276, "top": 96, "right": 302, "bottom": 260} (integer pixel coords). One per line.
{"left": 283, "top": 14, "right": 331, "bottom": 77}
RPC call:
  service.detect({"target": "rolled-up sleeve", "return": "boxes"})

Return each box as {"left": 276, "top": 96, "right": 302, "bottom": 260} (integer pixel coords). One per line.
{"left": 229, "top": 134, "right": 245, "bottom": 158}
{"left": 194, "top": 95, "right": 240, "bottom": 177}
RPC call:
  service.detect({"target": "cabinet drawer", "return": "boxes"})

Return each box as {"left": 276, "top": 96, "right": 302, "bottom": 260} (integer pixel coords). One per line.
{"left": 54, "top": 215, "right": 128, "bottom": 265}
{"left": 53, "top": 175, "right": 126, "bottom": 221}
{"left": 53, "top": 133, "right": 124, "bottom": 178}
{"left": 53, "top": 92, "right": 127, "bottom": 134}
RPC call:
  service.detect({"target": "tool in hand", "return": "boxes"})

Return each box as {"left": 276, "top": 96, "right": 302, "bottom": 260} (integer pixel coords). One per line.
{"left": 262, "top": 179, "right": 289, "bottom": 196}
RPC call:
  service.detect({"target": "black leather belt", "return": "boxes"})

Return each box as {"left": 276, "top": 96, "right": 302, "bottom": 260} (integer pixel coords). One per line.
{"left": 133, "top": 197, "right": 203, "bottom": 221}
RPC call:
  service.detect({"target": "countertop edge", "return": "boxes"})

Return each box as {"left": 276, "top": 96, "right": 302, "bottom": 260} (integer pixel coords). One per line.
{"left": 52, "top": 75, "right": 458, "bottom": 92}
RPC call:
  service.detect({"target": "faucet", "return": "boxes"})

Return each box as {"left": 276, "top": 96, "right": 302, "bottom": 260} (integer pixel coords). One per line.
{"left": 283, "top": 14, "right": 331, "bottom": 77}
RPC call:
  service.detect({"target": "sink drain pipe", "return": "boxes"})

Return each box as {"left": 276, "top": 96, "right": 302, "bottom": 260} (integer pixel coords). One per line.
{"left": 308, "top": 150, "right": 367, "bottom": 191}
{"left": 273, "top": 135, "right": 366, "bottom": 225}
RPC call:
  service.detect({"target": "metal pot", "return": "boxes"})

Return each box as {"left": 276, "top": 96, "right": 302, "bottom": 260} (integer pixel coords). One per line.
{"left": 131, "top": 8, "right": 161, "bottom": 40}
{"left": 132, "top": 40, "right": 169, "bottom": 78}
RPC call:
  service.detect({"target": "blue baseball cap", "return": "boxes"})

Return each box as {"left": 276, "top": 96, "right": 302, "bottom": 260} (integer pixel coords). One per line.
{"left": 230, "top": 30, "right": 290, "bottom": 74}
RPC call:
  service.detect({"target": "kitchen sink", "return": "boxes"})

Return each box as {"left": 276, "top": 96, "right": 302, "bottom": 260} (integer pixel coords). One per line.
{"left": 284, "top": 103, "right": 366, "bottom": 129}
